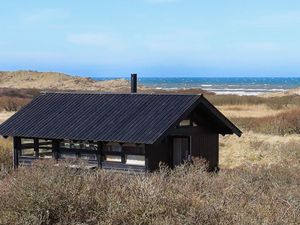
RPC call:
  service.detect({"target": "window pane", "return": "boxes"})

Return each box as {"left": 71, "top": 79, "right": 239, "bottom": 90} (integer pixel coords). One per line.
{"left": 71, "top": 142, "right": 81, "bottom": 149}
{"left": 105, "top": 143, "right": 122, "bottom": 152}
{"left": 105, "top": 155, "right": 122, "bottom": 162}
{"left": 21, "top": 138, "right": 34, "bottom": 144}
{"left": 126, "top": 155, "right": 145, "bottom": 166}
{"left": 81, "top": 154, "right": 97, "bottom": 161}
{"left": 179, "top": 119, "right": 191, "bottom": 126}
{"left": 60, "top": 140, "right": 70, "bottom": 148}
{"left": 84, "top": 143, "right": 98, "bottom": 150}
{"left": 21, "top": 148, "right": 35, "bottom": 157}
{"left": 39, "top": 149, "right": 52, "bottom": 159}
{"left": 61, "top": 153, "right": 77, "bottom": 159}
{"left": 123, "top": 145, "right": 145, "bottom": 155}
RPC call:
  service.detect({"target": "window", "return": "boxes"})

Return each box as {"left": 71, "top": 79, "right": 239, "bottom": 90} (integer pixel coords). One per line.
{"left": 105, "top": 155, "right": 122, "bottom": 162}
{"left": 60, "top": 152, "right": 77, "bottom": 159}
{"left": 60, "top": 140, "right": 70, "bottom": 148}
{"left": 179, "top": 119, "right": 191, "bottom": 127}
{"left": 126, "top": 155, "right": 145, "bottom": 166}
{"left": 104, "top": 143, "right": 122, "bottom": 152}
{"left": 39, "top": 149, "right": 52, "bottom": 158}
{"left": 21, "top": 148, "right": 35, "bottom": 157}
{"left": 84, "top": 142, "right": 97, "bottom": 150}
{"left": 123, "top": 144, "right": 145, "bottom": 155}
{"left": 81, "top": 153, "right": 97, "bottom": 161}
{"left": 103, "top": 143, "right": 122, "bottom": 163}
{"left": 21, "top": 138, "right": 34, "bottom": 145}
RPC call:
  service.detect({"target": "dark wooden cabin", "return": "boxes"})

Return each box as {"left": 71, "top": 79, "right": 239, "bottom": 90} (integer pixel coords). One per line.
{"left": 0, "top": 75, "right": 241, "bottom": 172}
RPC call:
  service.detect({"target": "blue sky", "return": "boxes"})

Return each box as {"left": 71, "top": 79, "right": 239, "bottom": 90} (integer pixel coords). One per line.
{"left": 0, "top": 0, "right": 300, "bottom": 77}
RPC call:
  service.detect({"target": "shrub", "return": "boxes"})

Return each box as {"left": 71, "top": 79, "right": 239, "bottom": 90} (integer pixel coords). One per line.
{"left": 0, "top": 138, "right": 12, "bottom": 177}
{"left": 0, "top": 88, "right": 40, "bottom": 99}
{"left": 0, "top": 160, "right": 299, "bottom": 225}
{"left": 232, "top": 109, "right": 300, "bottom": 135}
{"left": 206, "top": 94, "right": 300, "bottom": 109}
{"left": 0, "top": 97, "right": 31, "bottom": 111}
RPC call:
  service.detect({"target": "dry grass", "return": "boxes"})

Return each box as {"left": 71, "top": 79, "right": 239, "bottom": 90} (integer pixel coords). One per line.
{"left": 0, "top": 138, "right": 12, "bottom": 178}
{"left": 232, "top": 108, "right": 300, "bottom": 135}
{"left": 0, "top": 111, "right": 15, "bottom": 124}
{"left": 0, "top": 86, "right": 299, "bottom": 224}
{"left": 220, "top": 131, "right": 300, "bottom": 168}
{"left": 0, "top": 132, "right": 299, "bottom": 224}
{"left": 217, "top": 104, "right": 291, "bottom": 118}
{"left": 207, "top": 94, "right": 300, "bottom": 109}
{"left": 0, "top": 159, "right": 299, "bottom": 225}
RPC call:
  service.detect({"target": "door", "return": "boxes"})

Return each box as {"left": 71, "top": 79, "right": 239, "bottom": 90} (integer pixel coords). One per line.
{"left": 172, "top": 136, "right": 191, "bottom": 167}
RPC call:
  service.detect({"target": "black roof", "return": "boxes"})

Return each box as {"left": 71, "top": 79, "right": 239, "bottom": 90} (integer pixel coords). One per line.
{"left": 0, "top": 92, "right": 241, "bottom": 144}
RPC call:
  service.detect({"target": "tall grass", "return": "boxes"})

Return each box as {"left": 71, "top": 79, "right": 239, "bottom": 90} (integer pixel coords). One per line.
{"left": 232, "top": 109, "right": 300, "bottom": 135}
{"left": 0, "top": 138, "right": 12, "bottom": 178}
{"left": 0, "top": 159, "right": 299, "bottom": 225}
{"left": 0, "top": 88, "right": 39, "bottom": 111}
{"left": 206, "top": 94, "right": 300, "bottom": 109}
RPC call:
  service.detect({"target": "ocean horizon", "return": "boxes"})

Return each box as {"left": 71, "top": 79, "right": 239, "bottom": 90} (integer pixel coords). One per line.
{"left": 94, "top": 77, "right": 300, "bottom": 96}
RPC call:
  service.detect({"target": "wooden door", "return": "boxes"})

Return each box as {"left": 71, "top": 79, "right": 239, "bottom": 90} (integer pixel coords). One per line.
{"left": 172, "top": 136, "right": 190, "bottom": 167}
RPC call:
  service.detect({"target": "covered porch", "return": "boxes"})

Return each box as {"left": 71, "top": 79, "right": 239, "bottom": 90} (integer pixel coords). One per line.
{"left": 13, "top": 137, "right": 146, "bottom": 172}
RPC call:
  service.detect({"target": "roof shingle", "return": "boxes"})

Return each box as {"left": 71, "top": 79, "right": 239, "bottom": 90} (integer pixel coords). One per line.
{"left": 0, "top": 93, "right": 201, "bottom": 144}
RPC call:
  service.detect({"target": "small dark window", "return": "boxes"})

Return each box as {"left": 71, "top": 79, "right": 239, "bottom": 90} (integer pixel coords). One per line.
{"left": 125, "top": 155, "right": 145, "bottom": 166}
{"left": 104, "top": 155, "right": 122, "bottom": 162}
{"left": 104, "top": 143, "right": 122, "bottom": 152}
{"left": 20, "top": 148, "right": 35, "bottom": 157}
{"left": 179, "top": 119, "right": 192, "bottom": 127}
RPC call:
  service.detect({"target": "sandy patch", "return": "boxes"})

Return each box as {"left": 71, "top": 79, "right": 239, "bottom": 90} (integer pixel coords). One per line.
{"left": 0, "top": 111, "right": 15, "bottom": 124}
{"left": 219, "top": 131, "right": 300, "bottom": 169}
{"left": 217, "top": 104, "right": 291, "bottom": 118}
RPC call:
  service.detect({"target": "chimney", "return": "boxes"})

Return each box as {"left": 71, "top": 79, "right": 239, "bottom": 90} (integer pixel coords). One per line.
{"left": 131, "top": 73, "right": 137, "bottom": 93}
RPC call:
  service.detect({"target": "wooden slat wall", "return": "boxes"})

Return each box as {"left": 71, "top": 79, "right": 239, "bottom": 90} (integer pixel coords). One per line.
{"left": 191, "top": 131, "right": 219, "bottom": 170}
{"left": 145, "top": 137, "right": 171, "bottom": 171}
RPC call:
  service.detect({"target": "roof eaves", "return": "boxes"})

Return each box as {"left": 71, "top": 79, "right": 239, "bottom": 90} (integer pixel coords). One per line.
{"left": 151, "top": 95, "right": 203, "bottom": 144}
{"left": 199, "top": 95, "right": 242, "bottom": 137}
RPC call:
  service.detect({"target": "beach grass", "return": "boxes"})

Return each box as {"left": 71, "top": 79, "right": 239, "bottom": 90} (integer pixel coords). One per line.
{"left": 0, "top": 157, "right": 299, "bottom": 225}
{"left": 0, "top": 87, "right": 299, "bottom": 224}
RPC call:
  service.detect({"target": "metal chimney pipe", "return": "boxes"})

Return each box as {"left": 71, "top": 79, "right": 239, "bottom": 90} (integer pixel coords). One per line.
{"left": 131, "top": 73, "right": 137, "bottom": 93}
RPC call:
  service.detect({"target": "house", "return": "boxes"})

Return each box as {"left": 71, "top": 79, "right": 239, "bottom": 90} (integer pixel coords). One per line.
{"left": 0, "top": 74, "right": 241, "bottom": 172}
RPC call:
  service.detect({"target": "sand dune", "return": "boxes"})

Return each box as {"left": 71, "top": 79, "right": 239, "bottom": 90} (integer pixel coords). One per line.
{"left": 0, "top": 71, "right": 208, "bottom": 94}
{"left": 0, "top": 71, "right": 133, "bottom": 92}
{"left": 1, "top": 70, "right": 298, "bottom": 96}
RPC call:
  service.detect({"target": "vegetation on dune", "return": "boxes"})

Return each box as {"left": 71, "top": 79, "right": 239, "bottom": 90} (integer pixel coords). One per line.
{"left": 0, "top": 159, "right": 299, "bottom": 225}
{"left": 207, "top": 94, "right": 300, "bottom": 109}
{"left": 220, "top": 132, "right": 300, "bottom": 168}
{"left": 0, "top": 134, "right": 299, "bottom": 225}
{"left": 232, "top": 108, "right": 300, "bottom": 135}
{"left": 0, "top": 88, "right": 39, "bottom": 111}
{"left": 0, "top": 85, "right": 299, "bottom": 224}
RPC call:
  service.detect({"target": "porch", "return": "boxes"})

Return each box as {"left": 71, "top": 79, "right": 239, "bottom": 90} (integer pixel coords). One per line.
{"left": 13, "top": 137, "right": 146, "bottom": 172}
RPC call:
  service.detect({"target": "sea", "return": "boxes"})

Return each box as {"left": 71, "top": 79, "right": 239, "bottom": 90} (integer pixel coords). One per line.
{"left": 94, "top": 77, "right": 300, "bottom": 96}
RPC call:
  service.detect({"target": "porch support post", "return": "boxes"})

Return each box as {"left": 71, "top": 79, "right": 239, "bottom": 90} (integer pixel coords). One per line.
{"left": 13, "top": 137, "right": 21, "bottom": 169}
{"left": 97, "top": 141, "right": 102, "bottom": 168}
{"left": 144, "top": 145, "right": 149, "bottom": 172}
{"left": 34, "top": 138, "right": 39, "bottom": 158}
{"left": 52, "top": 139, "right": 60, "bottom": 160}
{"left": 120, "top": 143, "right": 126, "bottom": 164}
